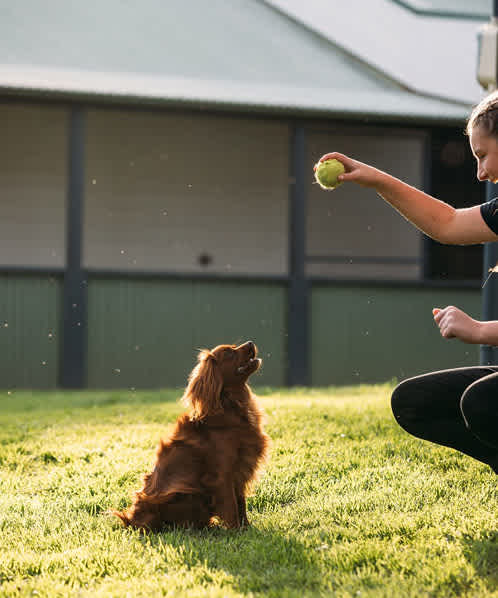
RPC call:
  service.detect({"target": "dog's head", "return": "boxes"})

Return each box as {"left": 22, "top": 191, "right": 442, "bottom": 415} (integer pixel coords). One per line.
{"left": 182, "top": 341, "right": 261, "bottom": 420}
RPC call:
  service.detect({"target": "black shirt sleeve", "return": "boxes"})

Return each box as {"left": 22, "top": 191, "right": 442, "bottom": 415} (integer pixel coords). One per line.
{"left": 480, "top": 198, "right": 498, "bottom": 235}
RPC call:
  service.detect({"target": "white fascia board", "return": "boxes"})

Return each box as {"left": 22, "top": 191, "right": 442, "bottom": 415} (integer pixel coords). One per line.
{"left": 264, "top": 0, "right": 485, "bottom": 105}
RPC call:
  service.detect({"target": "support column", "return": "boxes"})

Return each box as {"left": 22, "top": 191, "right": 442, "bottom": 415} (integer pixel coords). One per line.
{"left": 478, "top": 0, "right": 498, "bottom": 365}
{"left": 481, "top": 181, "right": 498, "bottom": 365}
{"left": 60, "top": 107, "right": 87, "bottom": 388}
{"left": 287, "top": 124, "right": 309, "bottom": 386}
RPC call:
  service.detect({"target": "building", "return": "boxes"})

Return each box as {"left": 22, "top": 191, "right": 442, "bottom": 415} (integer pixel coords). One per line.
{"left": 0, "top": 0, "right": 489, "bottom": 388}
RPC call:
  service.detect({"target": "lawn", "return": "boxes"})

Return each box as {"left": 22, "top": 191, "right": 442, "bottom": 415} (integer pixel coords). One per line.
{"left": 0, "top": 384, "right": 497, "bottom": 597}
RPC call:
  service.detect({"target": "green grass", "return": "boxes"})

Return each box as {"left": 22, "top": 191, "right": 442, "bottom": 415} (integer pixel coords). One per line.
{"left": 0, "top": 384, "right": 497, "bottom": 598}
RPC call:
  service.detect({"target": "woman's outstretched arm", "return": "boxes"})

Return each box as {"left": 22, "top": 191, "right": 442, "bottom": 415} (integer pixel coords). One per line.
{"left": 317, "top": 152, "right": 497, "bottom": 245}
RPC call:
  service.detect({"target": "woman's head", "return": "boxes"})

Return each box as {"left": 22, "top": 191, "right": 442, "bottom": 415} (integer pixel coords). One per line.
{"left": 467, "top": 91, "right": 498, "bottom": 182}
{"left": 466, "top": 90, "right": 498, "bottom": 138}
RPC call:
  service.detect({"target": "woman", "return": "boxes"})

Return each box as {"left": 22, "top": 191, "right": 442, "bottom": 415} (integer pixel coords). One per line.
{"left": 317, "top": 91, "right": 498, "bottom": 473}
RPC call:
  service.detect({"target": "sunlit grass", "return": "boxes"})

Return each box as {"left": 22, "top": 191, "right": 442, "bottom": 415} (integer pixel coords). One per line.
{"left": 0, "top": 384, "right": 497, "bottom": 597}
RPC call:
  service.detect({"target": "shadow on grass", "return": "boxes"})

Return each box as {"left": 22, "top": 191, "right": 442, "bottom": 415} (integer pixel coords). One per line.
{"left": 461, "top": 530, "right": 498, "bottom": 591}
{"left": 146, "top": 525, "right": 325, "bottom": 596}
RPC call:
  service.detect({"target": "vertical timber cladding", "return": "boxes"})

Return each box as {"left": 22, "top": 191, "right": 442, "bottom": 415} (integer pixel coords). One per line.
{"left": 84, "top": 109, "right": 289, "bottom": 388}
{"left": 86, "top": 278, "right": 286, "bottom": 388}
{"left": 311, "top": 285, "right": 480, "bottom": 385}
{"left": 0, "top": 275, "right": 62, "bottom": 389}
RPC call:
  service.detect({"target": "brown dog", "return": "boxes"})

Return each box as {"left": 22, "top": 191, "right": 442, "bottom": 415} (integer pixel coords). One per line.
{"left": 113, "top": 341, "right": 269, "bottom": 530}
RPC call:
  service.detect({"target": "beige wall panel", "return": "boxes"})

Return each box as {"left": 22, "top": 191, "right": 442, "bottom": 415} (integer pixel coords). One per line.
{"left": 84, "top": 110, "right": 289, "bottom": 275}
{"left": 308, "top": 129, "right": 425, "bottom": 278}
{"left": 0, "top": 104, "right": 66, "bottom": 267}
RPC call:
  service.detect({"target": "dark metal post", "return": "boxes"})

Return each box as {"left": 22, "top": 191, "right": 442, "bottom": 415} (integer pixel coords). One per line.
{"left": 481, "top": 183, "right": 498, "bottom": 365}
{"left": 60, "top": 107, "right": 88, "bottom": 388}
{"left": 480, "top": 0, "right": 498, "bottom": 365}
{"left": 287, "top": 124, "right": 309, "bottom": 386}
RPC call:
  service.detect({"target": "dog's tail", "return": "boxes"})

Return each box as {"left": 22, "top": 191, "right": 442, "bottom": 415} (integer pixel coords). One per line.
{"left": 110, "top": 486, "right": 200, "bottom": 529}
{"left": 108, "top": 492, "right": 176, "bottom": 528}
{"left": 110, "top": 509, "right": 132, "bottom": 526}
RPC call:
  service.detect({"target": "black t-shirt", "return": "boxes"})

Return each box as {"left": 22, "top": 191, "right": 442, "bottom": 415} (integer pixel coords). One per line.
{"left": 481, "top": 198, "right": 498, "bottom": 235}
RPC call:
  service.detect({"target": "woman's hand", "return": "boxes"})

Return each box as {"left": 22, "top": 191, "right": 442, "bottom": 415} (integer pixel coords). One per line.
{"left": 315, "top": 152, "right": 382, "bottom": 189}
{"left": 432, "top": 306, "right": 483, "bottom": 344}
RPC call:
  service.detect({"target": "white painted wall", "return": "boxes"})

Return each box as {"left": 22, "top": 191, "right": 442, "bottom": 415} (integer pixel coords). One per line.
{"left": 0, "top": 102, "right": 429, "bottom": 281}
{"left": 84, "top": 110, "right": 290, "bottom": 275}
{"left": 0, "top": 104, "right": 66, "bottom": 268}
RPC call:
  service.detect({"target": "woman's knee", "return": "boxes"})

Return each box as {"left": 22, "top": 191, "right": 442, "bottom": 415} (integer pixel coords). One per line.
{"left": 460, "top": 384, "right": 497, "bottom": 448}
{"left": 391, "top": 378, "right": 419, "bottom": 433}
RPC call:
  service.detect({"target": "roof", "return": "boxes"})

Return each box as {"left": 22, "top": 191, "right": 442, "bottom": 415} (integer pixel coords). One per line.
{"left": 0, "top": 0, "right": 476, "bottom": 123}
{"left": 392, "top": 0, "right": 491, "bottom": 20}
{"left": 265, "top": 0, "right": 485, "bottom": 105}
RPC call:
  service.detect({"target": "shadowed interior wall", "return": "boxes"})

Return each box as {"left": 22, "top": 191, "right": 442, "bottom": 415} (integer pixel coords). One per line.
{"left": 311, "top": 285, "right": 481, "bottom": 386}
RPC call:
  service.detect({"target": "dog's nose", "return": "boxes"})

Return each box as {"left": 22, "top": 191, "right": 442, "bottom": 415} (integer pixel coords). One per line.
{"left": 239, "top": 340, "right": 255, "bottom": 353}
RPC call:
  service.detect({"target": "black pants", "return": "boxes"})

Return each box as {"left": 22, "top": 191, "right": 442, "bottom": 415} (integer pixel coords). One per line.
{"left": 391, "top": 367, "right": 498, "bottom": 473}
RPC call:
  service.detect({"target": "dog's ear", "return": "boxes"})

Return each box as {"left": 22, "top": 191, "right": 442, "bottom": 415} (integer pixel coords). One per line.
{"left": 182, "top": 350, "right": 223, "bottom": 420}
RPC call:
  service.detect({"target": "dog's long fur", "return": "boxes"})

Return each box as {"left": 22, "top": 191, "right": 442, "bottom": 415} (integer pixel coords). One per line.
{"left": 112, "top": 341, "right": 269, "bottom": 530}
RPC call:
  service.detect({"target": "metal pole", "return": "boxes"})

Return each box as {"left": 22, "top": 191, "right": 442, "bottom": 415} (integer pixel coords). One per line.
{"left": 480, "top": 1, "right": 498, "bottom": 365}
{"left": 481, "top": 182, "right": 498, "bottom": 365}
{"left": 287, "top": 124, "right": 309, "bottom": 386}
{"left": 60, "top": 107, "right": 88, "bottom": 388}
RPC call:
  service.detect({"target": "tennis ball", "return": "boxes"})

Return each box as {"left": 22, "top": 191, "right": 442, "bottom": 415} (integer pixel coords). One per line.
{"left": 314, "top": 159, "right": 345, "bottom": 190}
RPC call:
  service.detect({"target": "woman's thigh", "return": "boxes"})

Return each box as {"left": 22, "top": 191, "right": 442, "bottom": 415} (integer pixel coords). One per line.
{"left": 391, "top": 366, "right": 498, "bottom": 424}
{"left": 391, "top": 366, "right": 498, "bottom": 464}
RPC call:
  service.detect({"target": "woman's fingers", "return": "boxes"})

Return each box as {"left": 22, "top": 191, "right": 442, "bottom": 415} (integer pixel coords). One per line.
{"left": 318, "top": 152, "right": 349, "bottom": 164}
{"left": 313, "top": 152, "right": 377, "bottom": 188}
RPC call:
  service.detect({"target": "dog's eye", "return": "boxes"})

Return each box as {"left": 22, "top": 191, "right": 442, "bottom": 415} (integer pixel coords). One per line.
{"left": 224, "top": 350, "right": 235, "bottom": 360}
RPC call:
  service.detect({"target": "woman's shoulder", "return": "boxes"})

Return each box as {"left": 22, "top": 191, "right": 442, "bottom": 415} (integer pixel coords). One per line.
{"left": 480, "top": 197, "right": 498, "bottom": 235}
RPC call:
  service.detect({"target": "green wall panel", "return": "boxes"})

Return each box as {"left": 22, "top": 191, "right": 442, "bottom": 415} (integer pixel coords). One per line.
{"left": 0, "top": 275, "right": 61, "bottom": 388}
{"left": 87, "top": 278, "right": 286, "bottom": 389}
{"left": 311, "top": 285, "right": 481, "bottom": 386}
{"left": 1, "top": 275, "right": 483, "bottom": 390}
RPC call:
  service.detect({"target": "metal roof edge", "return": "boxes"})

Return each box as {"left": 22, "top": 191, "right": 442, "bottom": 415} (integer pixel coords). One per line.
{"left": 0, "top": 65, "right": 470, "bottom": 125}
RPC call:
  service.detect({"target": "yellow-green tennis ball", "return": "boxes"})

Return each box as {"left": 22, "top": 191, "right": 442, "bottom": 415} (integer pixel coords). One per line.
{"left": 314, "top": 159, "right": 345, "bottom": 190}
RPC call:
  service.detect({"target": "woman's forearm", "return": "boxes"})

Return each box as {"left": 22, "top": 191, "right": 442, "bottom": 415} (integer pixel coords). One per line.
{"left": 475, "top": 320, "right": 498, "bottom": 346}
{"left": 317, "top": 152, "right": 495, "bottom": 245}
{"left": 373, "top": 171, "right": 456, "bottom": 243}
{"left": 433, "top": 306, "right": 498, "bottom": 345}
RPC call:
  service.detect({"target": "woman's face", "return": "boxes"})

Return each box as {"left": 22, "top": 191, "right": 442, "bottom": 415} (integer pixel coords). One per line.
{"left": 469, "top": 125, "right": 498, "bottom": 183}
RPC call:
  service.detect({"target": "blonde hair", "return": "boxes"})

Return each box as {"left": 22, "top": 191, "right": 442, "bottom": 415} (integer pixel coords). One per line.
{"left": 466, "top": 90, "right": 498, "bottom": 137}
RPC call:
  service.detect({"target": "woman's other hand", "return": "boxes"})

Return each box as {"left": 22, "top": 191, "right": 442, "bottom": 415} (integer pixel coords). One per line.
{"left": 432, "top": 306, "right": 483, "bottom": 344}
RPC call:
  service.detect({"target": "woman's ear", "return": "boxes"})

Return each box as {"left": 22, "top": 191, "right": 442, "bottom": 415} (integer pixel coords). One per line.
{"left": 182, "top": 351, "right": 223, "bottom": 420}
